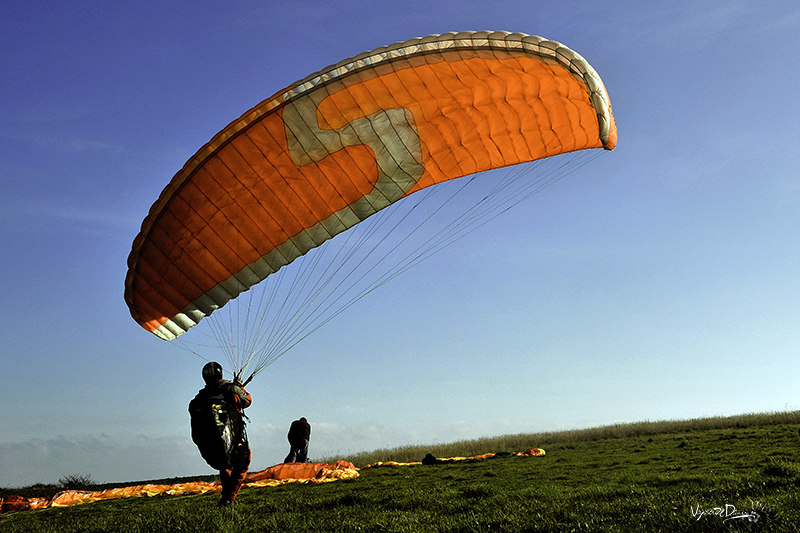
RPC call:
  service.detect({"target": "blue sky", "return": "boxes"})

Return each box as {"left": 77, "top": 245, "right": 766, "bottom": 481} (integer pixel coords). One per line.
{"left": 1, "top": 1, "right": 799, "bottom": 487}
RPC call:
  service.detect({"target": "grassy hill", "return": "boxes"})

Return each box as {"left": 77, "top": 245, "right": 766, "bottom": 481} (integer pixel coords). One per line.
{"left": 3, "top": 411, "right": 800, "bottom": 532}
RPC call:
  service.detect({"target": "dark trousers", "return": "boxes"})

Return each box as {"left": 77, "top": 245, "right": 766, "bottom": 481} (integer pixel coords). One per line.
{"left": 220, "top": 442, "right": 251, "bottom": 501}
{"left": 284, "top": 438, "right": 309, "bottom": 463}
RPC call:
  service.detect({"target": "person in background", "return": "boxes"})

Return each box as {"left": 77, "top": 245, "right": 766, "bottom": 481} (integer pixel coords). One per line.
{"left": 284, "top": 417, "right": 311, "bottom": 463}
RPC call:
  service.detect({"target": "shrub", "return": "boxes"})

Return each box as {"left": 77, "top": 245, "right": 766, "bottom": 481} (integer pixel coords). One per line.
{"left": 59, "top": 474, "right": 96, "bottom": 489}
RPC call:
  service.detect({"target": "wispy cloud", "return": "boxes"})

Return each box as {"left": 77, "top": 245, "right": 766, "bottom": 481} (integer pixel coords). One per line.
{"left": 0, "top": 196, "right": 140, "bottom": 239}
{"left": 0, "top": 434, "right": 200, "bottom": 487}
{"left": 0, "top": 129, "right": 127, "bottom": 156}
{"left": 617, "top": 1, "right": 794, "bottom": 49}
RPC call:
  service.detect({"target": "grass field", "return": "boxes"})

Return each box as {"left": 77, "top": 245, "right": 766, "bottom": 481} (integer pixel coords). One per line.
{"left": 2, "top": 411, "right": 800, "bottom": 532}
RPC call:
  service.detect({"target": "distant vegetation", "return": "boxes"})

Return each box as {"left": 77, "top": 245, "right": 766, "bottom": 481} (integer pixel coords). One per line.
{"left": 322, "top": 410, "right": 800, "bottom": 466}
{"left": 57, "top": 474, "right": 96, "bottom": 490}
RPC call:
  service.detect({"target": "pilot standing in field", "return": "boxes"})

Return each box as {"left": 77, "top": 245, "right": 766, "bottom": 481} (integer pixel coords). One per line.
{"left": 189, "top": 362, "right": 252, "bottom": 506}
{"left": 284, "top": 417, "right": 311, "bottom": 463}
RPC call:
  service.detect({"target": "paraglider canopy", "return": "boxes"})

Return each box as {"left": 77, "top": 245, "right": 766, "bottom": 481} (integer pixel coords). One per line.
{"left": 125, "top": 31, "right": 616, "bottom": 380}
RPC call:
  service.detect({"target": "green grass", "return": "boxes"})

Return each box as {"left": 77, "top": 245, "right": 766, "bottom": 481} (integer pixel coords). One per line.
{"left": 3, "top": 411, "right": 800, "bottom": 532}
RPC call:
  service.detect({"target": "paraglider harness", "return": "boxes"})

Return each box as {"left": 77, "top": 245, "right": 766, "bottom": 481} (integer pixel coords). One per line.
{"left": 189, "top": 376, "right": 249, "bottom": 470}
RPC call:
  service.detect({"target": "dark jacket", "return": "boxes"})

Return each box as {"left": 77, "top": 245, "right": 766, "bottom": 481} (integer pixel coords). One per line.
{"left": 190, "top": 379, "right": 252, "bottom": 412}
{"left": 189, "top": 379, "right": 252, "bottom": 447}
{"left": 287, "top": 418, "right": 311, "bottom": 443}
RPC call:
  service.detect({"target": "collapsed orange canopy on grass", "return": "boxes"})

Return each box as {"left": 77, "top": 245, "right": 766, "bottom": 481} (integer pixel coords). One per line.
{"left": 0, "top": 461, "right": 357, "bottom": 514}
{"left": 124, "top": 31, "right": 616, "bottom": 342}
{"left": 363, "top": 447, "right": 546, "bottom": 467}
{"left": 1, "top": 450, "right": 545, "bottom": 514}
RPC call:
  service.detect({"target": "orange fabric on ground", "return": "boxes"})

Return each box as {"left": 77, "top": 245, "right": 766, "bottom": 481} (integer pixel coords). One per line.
{"left": 0, "top": 452, "right": 545, "bottom": 514}
{"left": 246, "top": 460, "right": 356, "bottom": 482}
{"left": 0, "top": 461, "right": 358, "bottom": 514}
{"left": 515, "top": 447, "right": 545, "bottom": 456}
{"left": 363, "top": 448, "right": 546, "bottom": 468}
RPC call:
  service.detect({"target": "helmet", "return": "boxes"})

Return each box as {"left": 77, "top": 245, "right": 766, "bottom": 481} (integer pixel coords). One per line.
{"left": 202, "top": 362, "right": 223, "bottom": 385}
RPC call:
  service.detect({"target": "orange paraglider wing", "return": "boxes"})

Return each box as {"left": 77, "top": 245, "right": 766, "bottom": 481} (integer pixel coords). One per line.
{"left": 0, "top": 462, "right": 359, "bottom": 514}
{"left": 125, "top": 31, "right": 616, "bottom": 341}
